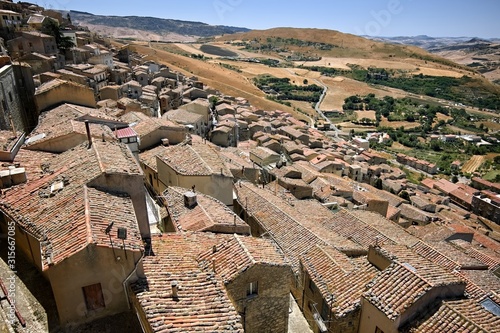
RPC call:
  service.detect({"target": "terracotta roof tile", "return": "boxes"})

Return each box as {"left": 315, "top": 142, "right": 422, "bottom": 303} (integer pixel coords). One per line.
{"left": 365, "top": 262, "right": 434, "bottom": 320}
{"left": 131, "top": 233, "right": 243, "bottom": 333}
{"left": 0, "top": 141, "right": 143, "bottom": 270}
{"left": 158, "top": 142, "right": 232, "bottom": 177}
{"left": 411, "top": 240, "right": 486, "bottom": 270}
{"left": 300, "top": 246, "right": 378, "bottom": 317}
{"left": 86, "top": 186, "right": 142, "bottom": 251}
{"left": 138, "top": 145, "right": 168, "bottom": 172}
{"left": 410, "top": 299, "right": 500, "bottom": 333}
{"left": 198, "top": 234, "right": 287, "bottom": 285}
{"left": 161, "top": 187, "right": 249, "bottom": 234}
{"left": 235, "top": 182, "right": 362, "bottom": 274}
{"left": 0, "top": 130, "right": 23, "bottom": 152}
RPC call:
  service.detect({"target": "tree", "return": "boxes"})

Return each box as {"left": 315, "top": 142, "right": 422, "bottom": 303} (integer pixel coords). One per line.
{"left": 399, "top": 190, "right": 410, "bottom": 201}
{"left": 41, "top": 19, "right": 75, "bottom": 51}
{"left": 374, "top": 178, "right": 383, "bottom": 189}
{"left": 303, "top": 79, "right": 308, "bottom": 84}
{"left": 451, "top": 175, "right": 459, "bottom": 183}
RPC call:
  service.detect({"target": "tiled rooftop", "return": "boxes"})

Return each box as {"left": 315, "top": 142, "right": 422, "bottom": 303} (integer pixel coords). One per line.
{"left": 323, "top": 209, "right": 397, "bottom": 249}
{"left": 235, "top": 182, "right": 361, "bottom": 274}
{"left": 9, "top": 148, "right": 58, "bottom": 181}
{"left": 25, "top": 104, "right": 120, "bottom": 148}
{"left": 198, "top": 234, "right": 287, "bottom": 285}
{"left": 459, "top": 270, "right": 500, "bottom": 299}
{"left": 163, "top": 108, "right": 204, "bottom": 124}
{"left": 158, "top": 142, "right": 232, "bottom": 177}
{"left": 349, "top": 210, "right": 419, "bottom": 247}
{"left": 0, "top": 141, "right": 143, "bottom": 270}
{"left": 450, "top": 239, "right": 500, "bottom": 270}
{"left": 35, "top": 79, "right": 88, "bottom": 94}
{"left": 86, "top": 186, "right": 142, "bottom": 251}
{"left": 161, "top": 186, "right": 249, "bottom": 234}
{"left": 372, "top": 245, "right": 466, "bottom": 287}
{"left": 411, "top": 240, "right": 487, "bottom": 270}
{"left": 138, "top": 145, "right": 168, "bottom": 172}
{"left": 250, "top": 146, "right": 279, "bottom": 160}
{"left": 0, "top": 131, "right": 22, "bottom": 152}
{"left": 301, "top": 246, "right": 378, "bottom": 317}
{"left": 409, "top": 299, "right": 500, "bottom": 333}
{"left": 364, "top": 258, "right": 464, "bottom": 321}
{"left": 131, "top": 233, "right": 243, "bottom": 333}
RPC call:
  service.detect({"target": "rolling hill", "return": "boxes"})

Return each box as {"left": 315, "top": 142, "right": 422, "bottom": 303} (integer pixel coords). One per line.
{"left": 65, "top": 10, "right": 250, "bottom": 42}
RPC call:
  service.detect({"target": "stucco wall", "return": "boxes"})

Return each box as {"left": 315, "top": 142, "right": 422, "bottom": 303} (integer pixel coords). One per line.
{"left": 138, "top": 127, "right": 186, "bottom": 150}
{"left": 35, "top": 83, "right": 96, "bottom": 113}
{"left": 47, "top": 245, "right": 141, "bottom": 325}
{"left": 157, "top": 160, "right": 233, "bottom": 206}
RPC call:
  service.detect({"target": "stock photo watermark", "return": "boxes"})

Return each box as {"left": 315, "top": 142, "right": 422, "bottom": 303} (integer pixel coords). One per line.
{"left": 6, "top": 219, "right": 17, "bottom": 327}
{"left": 213, "top": 0, "right": 243, "bottom": 21}
{"left": 354, "top": 0, "right": 412, "bottom": 36}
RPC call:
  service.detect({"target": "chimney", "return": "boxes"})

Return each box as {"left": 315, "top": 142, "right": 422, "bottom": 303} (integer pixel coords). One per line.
{"left": 171, "top": 281, "right": 178, "bottom": 299}
{"left": 85, "top": 120, "right": 92, "bottom": 148}
{"left": 183, "top": 191, "right": 197, "bottom": 208}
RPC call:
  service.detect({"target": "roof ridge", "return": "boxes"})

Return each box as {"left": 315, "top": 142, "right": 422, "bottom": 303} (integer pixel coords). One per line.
{"left": 315, "top": 243, "right": 351, "bottom": 274}
{"left": 341, "top": 208, "right": 398, "bottom": 244}
{"left": 412, "top": 240, "right": 461, "bottom": 270}
{"left": 83, "top": 185, "right": 94, "bottom": 245}
{"left": 397, "top": 261, "right": 435, "bottom": 289}
{"left": 179, "top": 143, "right": 211, "bottom": 175}
{"left": 441, "top": 301, "right": 487, "bottom": 332}
{"left": 234, "top": 234, "right": 255, "bottom": 265}
{"left": 196, "top": 196, "right": 216, "bottom": 229}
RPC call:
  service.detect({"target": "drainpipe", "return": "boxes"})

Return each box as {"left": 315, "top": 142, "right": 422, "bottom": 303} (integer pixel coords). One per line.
{"left": 85, "top": 120, "right": 92, "bottom": 148}
{"left": 123, "top": 250, "right": 144, "bottom": 309}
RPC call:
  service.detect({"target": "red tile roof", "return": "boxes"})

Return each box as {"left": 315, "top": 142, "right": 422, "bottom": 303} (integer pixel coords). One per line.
{"left": 115, "top": 126, "right": 137, "bottom": 139}
{"left": 161, "top": 186, "right": 249, "bottom": 234}
{"left": 235, "top": 182, "right": 362, "bottom": 275}
{"left": 410, "top": 299, "right": 500, "bottom": 333}
{"left": 0, "top": 141, "right": 143, "bottom": 270}
{"left": 131, "top": 233, "right": 243, "bottom": 333}
{"left": 411, "top": 240, "right": 486, "bottom": 270}
{"left": 300, "top": 246, "right": 378, "bottom": 317}
{"left": 198, "top": 234, "right": 287, "bottom": 285}
{"left": 158, "top": 142, "right": 232, "bottom": 177}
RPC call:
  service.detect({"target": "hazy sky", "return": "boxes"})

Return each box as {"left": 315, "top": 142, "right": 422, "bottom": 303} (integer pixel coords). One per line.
{"left": 38, "top": 0, "right": 499, "bottom": 38}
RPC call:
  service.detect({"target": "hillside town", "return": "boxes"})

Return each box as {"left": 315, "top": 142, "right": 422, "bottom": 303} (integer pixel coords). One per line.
{"left": 0, "top": 1, "right": 499, "bottom": 333}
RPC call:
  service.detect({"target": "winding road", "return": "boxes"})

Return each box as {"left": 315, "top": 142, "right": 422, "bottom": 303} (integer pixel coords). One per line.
{"left": 313, "top": 79, "right": 340, "bottom": 138}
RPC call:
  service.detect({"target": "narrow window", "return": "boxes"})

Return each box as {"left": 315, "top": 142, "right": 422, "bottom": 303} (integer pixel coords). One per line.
{"left": 247, "top": 281, "right": 258, "bottom": 297}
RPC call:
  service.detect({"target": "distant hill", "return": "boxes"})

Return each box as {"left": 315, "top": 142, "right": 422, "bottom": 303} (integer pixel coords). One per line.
{"left": 65, "top": 10, "right": 250, "bottom": 41}
{"left": 369, "top": 35, "right": 500, "bottom": 82}
{"left": 216, "top": 27, "right": 457, "bottom": 62}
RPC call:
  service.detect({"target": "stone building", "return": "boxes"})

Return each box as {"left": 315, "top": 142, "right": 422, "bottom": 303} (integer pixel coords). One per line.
{"left": 155, "top": 140, "right": 234, "bottom": 206}
{"left": 0, "top": 141, "right": 149, "bottom": 325}
{"left": 160, "top": 186, "right": 250, "bottom": 234}
{"left": 34, "top": 79, "right": 96, "bottom": 113}
{"left": 131, "top": 232, "right": 290, "bottom": 333}
{"left": 0, "top": 58, "right": 25, "bottom": 131}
